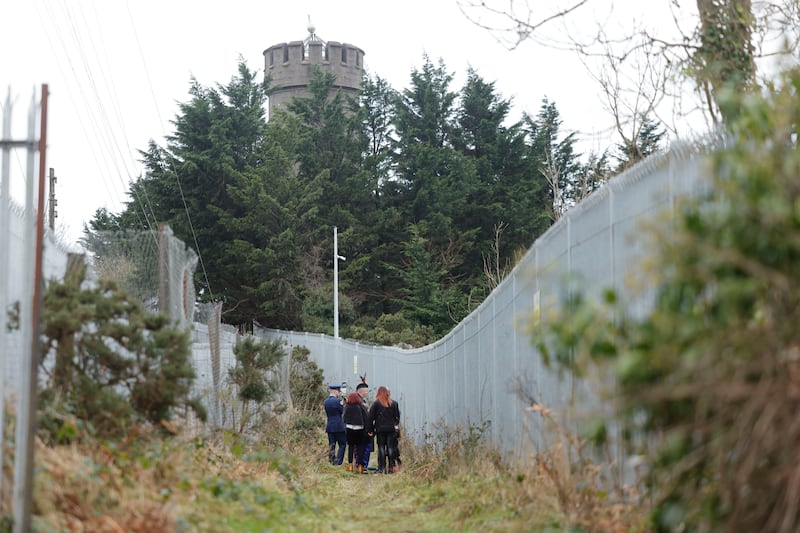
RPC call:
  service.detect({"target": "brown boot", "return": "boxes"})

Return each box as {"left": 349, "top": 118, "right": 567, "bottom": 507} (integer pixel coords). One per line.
{"left": 357, "top": 464, "right": 364, "bottom": 474}
{"left": 346, "top": 463, "right": 353, "bottom": 472}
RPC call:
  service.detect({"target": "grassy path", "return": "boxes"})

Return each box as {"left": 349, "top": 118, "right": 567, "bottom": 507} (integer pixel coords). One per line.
{"left": 281, "top": 462, "right": 540, "bottom": 532}
{"left": 28, "top": 428, "right": 647, "bottom": 532}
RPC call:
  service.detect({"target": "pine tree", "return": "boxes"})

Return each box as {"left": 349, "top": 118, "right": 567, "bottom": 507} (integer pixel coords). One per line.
{"left": 526, "top": 98, "right": 582, "bottom": 219}
{"left": 454, "top": 69, "right": 544, "bottom": 283}
{"left": 614, "top": 115, "right": 667, "bottom": 172}
{"left": 227, "top": 336, "right": 285, "bottom": 432}
{"left": 41, "top": 262, "right": 205, "bottom": 439}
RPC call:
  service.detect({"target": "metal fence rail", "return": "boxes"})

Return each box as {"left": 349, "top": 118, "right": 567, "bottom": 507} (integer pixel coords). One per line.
{"left": 255, "top": 135, "right": 718, "bottom": 466}
{"left": 1, "top": 126, "right": 719, "bottom": 492}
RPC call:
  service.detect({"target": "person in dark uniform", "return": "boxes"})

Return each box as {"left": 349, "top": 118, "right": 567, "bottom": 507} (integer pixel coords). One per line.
{"left": 323, "top": 383, "right": 347, "bottom": 465}
{"left": 356, "top": 380, "right": 373, "bottom": 472}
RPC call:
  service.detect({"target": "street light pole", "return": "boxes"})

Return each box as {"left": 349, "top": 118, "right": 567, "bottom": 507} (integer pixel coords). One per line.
{"left": 333, "top": 226, "right": 345, "bottom": 338}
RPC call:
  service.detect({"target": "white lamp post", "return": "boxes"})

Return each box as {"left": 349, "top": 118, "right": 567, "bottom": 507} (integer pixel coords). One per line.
{"left": 333, "top": 226, "right": 345, "bottom": 338}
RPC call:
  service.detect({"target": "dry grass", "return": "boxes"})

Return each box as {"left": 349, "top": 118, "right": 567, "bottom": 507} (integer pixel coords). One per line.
{"left": 0, "top": 412, "right": 649, "bottom": 532}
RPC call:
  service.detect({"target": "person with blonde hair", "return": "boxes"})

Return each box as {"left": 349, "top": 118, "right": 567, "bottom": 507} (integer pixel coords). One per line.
{"left": 367, "top": 386, "right": 401, "bottom": 474}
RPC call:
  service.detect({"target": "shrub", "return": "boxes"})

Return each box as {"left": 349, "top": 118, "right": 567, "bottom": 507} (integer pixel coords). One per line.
{"left": 288, "top": 345, "right": 325, "bottom": 417}
{"left": 227, "top": 336, "right": 285, "bottom": 432}
{"left": 534, "top": 67, "right": 800, "bottom": 532}
{"left": 40, "top": 262, "right": 205, "bottom": 440}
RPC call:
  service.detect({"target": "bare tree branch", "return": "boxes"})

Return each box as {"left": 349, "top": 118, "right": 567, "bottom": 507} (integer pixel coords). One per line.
{"left": 458, "top": 0, "right": 594, "bottom": 50}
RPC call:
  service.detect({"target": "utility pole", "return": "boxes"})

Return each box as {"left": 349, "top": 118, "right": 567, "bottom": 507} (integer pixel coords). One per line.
{"left": 48, "top": 167, "right": 56, "bottom": 230}
{"left": 333, "top": 226, "right": 345, "bottom": 338}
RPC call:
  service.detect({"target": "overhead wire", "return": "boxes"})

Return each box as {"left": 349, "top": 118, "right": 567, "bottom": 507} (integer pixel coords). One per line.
{"left": 34, "top": 0, "right": 153, "bottom": 234}
{"left": 52, "top": 0, "right": 158, "bottom": 236}
{"left": 81, "top": 0, "right": 161, "bottom": 231}
{"left": 125, "top": 0, "right": 214, "bottom": 300}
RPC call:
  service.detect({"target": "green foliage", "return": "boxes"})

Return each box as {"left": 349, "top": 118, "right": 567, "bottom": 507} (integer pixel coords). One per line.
{"left": 91, "top": 55, "right": 592, "bottom": 343}
{"left": 390, "top": 223, "right": 466, "bottom": 335}
{"left": 40, "top": 265, "right": 204, "bottom": 440}
{"left": 614, "top": 115, "right": 667, "bottom": 172}
{"left": 347, "top": 312, "right": 437, "bottom": 348}
{"left": 525, "top": 97, "right": 583, "bottom": 219}
{"left": 533, "top": 67, "right": 800, "bottom": 532}
{"left": 227, "top": 336, "right": 285, "bottom": 432}
{"left": 693, "top": 0, "right": 756, "bottom": 123}
{"left": 299, "top": 285, "right": 354, "bottom": 335}
{"left": 5, "top": 300, "right": 19, "bottom": 332}
{"left": 288, "top": 345, "right": 325, "bottom": 416}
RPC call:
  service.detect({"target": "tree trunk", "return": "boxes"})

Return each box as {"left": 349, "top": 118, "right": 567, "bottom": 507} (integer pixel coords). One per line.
{"left": 695, "top": 0, "right": 756, "bottom": 122}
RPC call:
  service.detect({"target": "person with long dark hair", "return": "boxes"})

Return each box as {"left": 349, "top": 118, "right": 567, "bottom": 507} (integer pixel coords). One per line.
{"left": 343, "top": 391, "right": 369, "bottom": 473}
{"left": 368, "top": 386, "right": 400, "bottom": 474}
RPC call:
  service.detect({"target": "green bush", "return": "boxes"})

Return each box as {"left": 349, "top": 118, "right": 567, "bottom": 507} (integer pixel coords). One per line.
{"left": 228, "top": 336, "right": 285, "bottom": 432}
{"left": 534, "top": 67, "right": 800, "bottom": 532}
{"left": 347, "top": 312, "right": 436, "bottom": 347}
{"left": 288, "top": 345, "right": 325, "bottom": 416}
{"left": 40, "top": 265, "right": 205, "bottom": 440}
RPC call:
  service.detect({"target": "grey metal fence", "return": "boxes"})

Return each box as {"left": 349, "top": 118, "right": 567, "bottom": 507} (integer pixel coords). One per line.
{"left": 253, "top": 135, "right": 718, "bottom": 465}
{"left": 1, "top": 127, "right": 718, "bottom": 471}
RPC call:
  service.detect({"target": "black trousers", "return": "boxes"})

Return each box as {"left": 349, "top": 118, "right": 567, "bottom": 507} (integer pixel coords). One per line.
{"left": 376, "top": 430, "right": 397, "bottom": 472}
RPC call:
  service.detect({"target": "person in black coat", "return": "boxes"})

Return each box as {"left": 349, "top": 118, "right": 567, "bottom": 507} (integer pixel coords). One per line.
{"left": 343, "top": 392, "right": 369, "bottom": 473}
{"left": 356, "top": 380, "right": 373, "bottom": 470}
{"left": 323, "top": 383, "right": 346, "bottom": 465}
{"left": 368, "top": 386, "right": 400, "bottom": 474}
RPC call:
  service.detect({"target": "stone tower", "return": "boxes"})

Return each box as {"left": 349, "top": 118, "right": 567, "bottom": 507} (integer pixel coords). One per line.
{"left": 263, "top": 19, "right": 365, "bottom": 119}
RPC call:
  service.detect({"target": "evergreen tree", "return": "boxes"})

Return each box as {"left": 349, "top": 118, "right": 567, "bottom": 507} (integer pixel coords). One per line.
{"left": 390, "top": 56, "right": 479, "bottom": 327}
{"left": 289, "top": 345, "right": 326, "bottom": 416}
{"left": 526, "top": 98, "right": 582, "bottom": 219}
{"left": 287, "top": 67, "right": 370, "bottom": 239}
{"left": 569, "top": 150, "right": 612, "bottom": 205}
{"left": 227, "top": 336, "right": 285, "bottom": 432}
{"left": 87, "top": 62, "right": 306, "bottom": 329}
{"left": 283, "top": 68, "right": 390, "bottom": 334}
{"left": 614, "top": 116, "right": 667, "bottom": 172}
{"left": 454, "top": 69, "right": 545, "bottom": 283}
{"left": 361, "top": 73, "right": 397, "bottom": 189}
{"left": 391, "top": 224, "right": 464, "bottom": 334}
{"left": 211, "top": 115, "right": 308, "bottom": 329}
{"left": 350, "top": 73, "right": 400, "bottom": 317}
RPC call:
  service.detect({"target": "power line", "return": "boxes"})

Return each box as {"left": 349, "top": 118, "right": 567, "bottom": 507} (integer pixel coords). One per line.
{"left": 34, "top": 0, "right": 151, "bottom": 233}
{"left": 55, "top": 0, "right": 159, "bottom": 234}
{"left": 126, "top": 0, "right": 214, "bottom": 300}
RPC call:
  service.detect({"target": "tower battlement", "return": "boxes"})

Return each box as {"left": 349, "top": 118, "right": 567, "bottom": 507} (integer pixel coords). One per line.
{"left": 263, "top": 26, "right": 364, "bottom": 118}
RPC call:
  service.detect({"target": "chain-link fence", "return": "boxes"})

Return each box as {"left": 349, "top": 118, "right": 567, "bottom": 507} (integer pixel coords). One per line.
{"left": 85, "top": 225, "right": 197, "bottom": 327}
{"left": 2, "top": 129, "right": 721, "bottom": 481}
{"left": 254, "top": 134, "right": 720, "bottom": 475}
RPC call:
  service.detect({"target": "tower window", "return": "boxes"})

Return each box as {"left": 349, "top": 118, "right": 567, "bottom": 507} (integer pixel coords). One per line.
{"left": 283, "top": 45, "right": 289, "bottom": 63}
{"left": 341, "top": 48, "right": 347, "bottom": 64}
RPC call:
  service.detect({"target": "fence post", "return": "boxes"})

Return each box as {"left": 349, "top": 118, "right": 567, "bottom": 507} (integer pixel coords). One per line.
{"left": 0, "top": 87, "right": 13, "bottom": 499}
{"left": 13, "top": 83, "right": 48, "bottom": 533}
{"left": 158, "top": 224, "right": 170, "bottom": 315}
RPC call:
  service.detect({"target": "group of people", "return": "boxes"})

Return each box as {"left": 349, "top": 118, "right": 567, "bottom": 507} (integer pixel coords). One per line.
{"left": 323, "top": 380, "right": 401, "bottom": 474}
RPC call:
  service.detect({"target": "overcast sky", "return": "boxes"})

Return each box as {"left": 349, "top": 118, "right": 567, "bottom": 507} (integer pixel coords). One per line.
{"left": 3, "top": 0, "right": 699, "bottom": 245}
